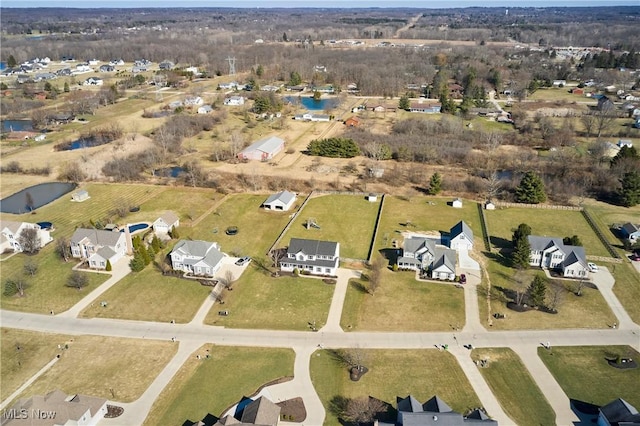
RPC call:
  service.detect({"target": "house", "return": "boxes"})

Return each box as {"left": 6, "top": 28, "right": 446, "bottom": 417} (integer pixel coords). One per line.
{"left": 572, "top": 87, "right": 585, "bottom": 95}
{"left": 620, "top": 223, "right": 640, "bottom": 243}
{"left": 377, "top": 394, "right": 496, "bottom": 426}
{"left": 153, "top": 211, "right": 180, "bottom": 235}
{"left": 159, "top": 60, "right": 175, "bottom": 70}
{"left": 313, "top": 65, "right": 327, "bottom": 73}
{"left": 218, "top": 82, "right": 239, "bottom": 90}
{"left": 0, "top": 221, "right": 53, "bottom": 253}
{"left": 184, "top": 96, "right": 204, "bottom": 106}
{"left": 262, "top": 190, "right": 296, "bottom": 211}
{"left": 552, "top": 79, "right": 567, "bottom": 87}
{"left": 370, "top": 104, "right": 397, "bottom": 113}
{"left": 197, "top": 105, "right": 213, "bottom": 114}
{"left": 184, "top": 66, "right": 200, "bottom": 76}
{"left": 397, "top": 237, "right": 437, "bottom": 271}
{"left": 409, "top": 102, "right": 441, "bottom": 113}
{"left": 528, "top": 235, "right": 589, "bottom": 278}
{"left": 617, "top": 139, "right": 633, "bottom": 148}
{"left": 170, "top": 239, "right": 225, "bottom": 277}
{"left": 448, "top": 83, "right": 464, "bottom": 98}
{"left": 431, "top": 248, "right": 457, "bottom": 280}
{"left": 71, "top": 189, "right": 90, "bottom": 202}
{"left": 212, "top": 396, "right": 281, "bottom": 426}
{"left": 449, "top": 220, "right": 474, "bottom": 250}
{"left": 452, "top": 198, "right": 463, "bottom": 208}
{"left": 293, "top": 113, "right": 330, "bottom": 122}
{"left": 280, "top": 238, "right": 340, "bottom": 276}
{"left": 597, "top": 96, "right": 615, "bottom": 112}
{"left": 169, "top": 100, "right": 183, "bottom": 109}
{"left": 485, "top": 200, "right": 496, "bottom": 210}
{"left": 261, "top": 84, "right": 281, "bottom": 92}
{"left": 223, "top": 96, "right": 245, "bottom": 106}
{"left": 99, "top": 64, "right": 115, "bottom": 72}
{"left": 34, "top": 134, "right": 46, "bottom": 142}
{"left": 366, "top": 193, "right": 378, "bottom": 202}
{"left": 238, "top": 136, "right": 285, "bottom": 161}
{"left": 83, "top": 77, "right": 103, "bottom": 86}
{"left": 597, "top": 398, "right": 640, "bottom": 426}
{"left": 3, "top": 389, "right": 107, "bottom": 426}
{"left": 344, "top": 116, "right": 360, "bottom": 127}
{"left": 70, "top": 228, "right": 128, "bottom": 269}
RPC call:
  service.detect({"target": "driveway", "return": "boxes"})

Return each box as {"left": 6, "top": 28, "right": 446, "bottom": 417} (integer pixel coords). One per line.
{"left": 457, "top": 248, "right": 480, "bottom": 271}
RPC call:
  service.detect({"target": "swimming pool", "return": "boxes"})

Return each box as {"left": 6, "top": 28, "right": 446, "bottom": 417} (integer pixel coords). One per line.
{"left": 120, "top": 223, "right": 151, "bottom": 234}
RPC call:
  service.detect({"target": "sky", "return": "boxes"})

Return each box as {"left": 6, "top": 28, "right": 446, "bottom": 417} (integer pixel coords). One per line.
{"left": 1, "top": 0, "right": 639, "bottom": 8}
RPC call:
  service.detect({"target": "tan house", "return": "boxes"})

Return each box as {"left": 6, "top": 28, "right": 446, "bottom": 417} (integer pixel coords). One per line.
{"left": 70, "top": 228, "right": 128, "bottom": 269}
{"left": 153, "top": 211, "right": 180, "bottom": 236}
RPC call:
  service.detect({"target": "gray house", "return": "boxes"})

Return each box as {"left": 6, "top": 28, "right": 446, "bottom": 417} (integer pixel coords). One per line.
{"left": 620, "top": 223, "right": 640, "bottom": 243}
{"left": 170, "top": 240, "right": 224, "bottom": 277}
{"left": 598, "top": 398, "right": 640, "bottom": 426}
{"left": 448, "top": 220, "right": 474, "bottom": 250}
{"left": 376, "top": 395, "right": 497, "bottom": 426}
{"left": 528, "top": 235, "right": 589, "bottom": 278}
{"left": 280, "top": 238, "right": 339, "bottom": 276}
{"left": 397, "top": 236, "right": 456, "bottom": 280}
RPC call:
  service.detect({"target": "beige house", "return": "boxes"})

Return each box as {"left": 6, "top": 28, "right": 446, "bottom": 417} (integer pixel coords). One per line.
{"left": 70, "top": 228, "right": 128, "bottom": 269}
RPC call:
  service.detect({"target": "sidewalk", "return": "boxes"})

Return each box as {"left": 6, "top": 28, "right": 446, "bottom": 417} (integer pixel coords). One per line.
{"left": 591, "top": 266, "right": 635, "bottom": 329}
{"left": 319, "top": 268, "right": 361, "bottom": 333}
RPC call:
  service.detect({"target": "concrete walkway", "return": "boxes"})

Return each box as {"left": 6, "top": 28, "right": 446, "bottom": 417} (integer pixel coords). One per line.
{"left": 591, "top": 266, "right": 635, "bottom": 329}
{"left": 461, "top": 269, "right": 485, "bottom": 333}
{"left": 58, "top": 256, "right": 132, "bottom": 318}
{"left": 0, "top": 356, "right": 60, "bottom": 410}
{"left": 320, "top": 268, "right": 361, "bottom": 333}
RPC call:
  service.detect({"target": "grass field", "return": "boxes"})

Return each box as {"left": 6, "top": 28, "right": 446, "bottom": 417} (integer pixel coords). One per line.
{"left": 284, "top": 194, "right": 380, "bottom": 260}
{"left": 187, "top": 193, "right": 293, "bottom": 257}
{"left": 481, "top": 254, "right": 615, "bottom": 330}
{"left": 484, "top": 207, "right": 610, "bottom": 257}
{"left": 143, "top": 345, "right": 294, "bottom": 426}
{"left": 539, "top": 346, "right": 640, "bottom": 408}
{"left": 79, "top": 264, "right": 211, "bottom": 323}
{"left": 607, "top": 262, "right": 640, "bottom": 325}
{"left": 527, "top": 87, "right": 594, "bottom": 102}
{"left": 204, "top": 264, "right": 334, "bottom": 330}
{"left": 373, "top": 195, "right": 482, "bottom": 256}
{"left": 471, "top": 348, "right": 555, "bottom": 426}
{"left": 310, "top": 349, "right": 482, "bottom": 426}
{"left": 1, "top": 328, "right": 177, "bottom": 405}
{"left": 340, "top": 270, "right": 465, "bottom": 331}
{"left": 0, "top": 246, "right": 108, "bottom": 314}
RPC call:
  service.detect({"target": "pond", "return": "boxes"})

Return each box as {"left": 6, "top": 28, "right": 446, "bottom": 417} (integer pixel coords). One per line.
{"left": 284, "top": 96, "right": 339, "bottom": 111}
{"left": 56, "top": 138, "right": 110, "bottom": 151}
{"left": 0, "top": 182, "right": 77, "bottom": 214}
{"left": 2, "top": 120, "right": 34, "bottom": 132}
{"left": 153, "top": 166, "right": 185, "bottom": 178}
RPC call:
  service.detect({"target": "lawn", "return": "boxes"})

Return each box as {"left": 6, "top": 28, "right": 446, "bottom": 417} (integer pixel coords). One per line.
{"left": 2, "top": 328, "right": 177, "bottom": 405}
{"left": 527, "top": 87, "right": 594, "bottom": 102}
{"left": 0, "top": 246, "right": 108, "bottom": 314}
{"left": 481, "top": 253, "right": 616, "bottom": 330}
{"left": 136, "top": 186, "right": 218, "bottom": 227}
{"left": 539, "top": 345, "right": 640, "bottom": 408}
{"left": 310, "top": 349, "right": 482, "bottom": 426}
{"left": 471, "top": 348, "right": 555, "bottom": 426}
{"left": 607, "top": 262, "right": 640, "bottom": 325}
{"left": 143, "top": 345, "right": 294, "bottom": 426}
{"left": 484, "top": 207, "right": 610, "bottom": 257}
{"left": 204, "top": 264, "right": 334, "bottom": 330}
{"left": 340, "top": 270, "right": 465, "bottom": 332}
{"left": 79, "top": 264, "right": 211, "bottom": 323}
{"left": 283, "top": 194, "right": 380, "bottom": 260}
{"left": 373, "top": 195, "right": 482, "bottom": 255}
{"left": 187, "top": 193, "right": 293, "bottom": 257}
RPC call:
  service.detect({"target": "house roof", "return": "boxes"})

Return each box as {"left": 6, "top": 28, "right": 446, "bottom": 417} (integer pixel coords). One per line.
{"left": 423, "top": 395, "right": 453, "bottom": 413}
{"left": 240, "top": 396, "right": 281, "bottom": 425}
{"left": 158, "top": 211, "right": 179, "bottom": 227}
{"left": 403, "top": 236, "right": 436, "bottom": 257}
{"left": 528, "top": 235, "right": 588, "bottom": 267}
{"left": 397, "top": 395, "right": 424, "bottom": 412}
{"left": 71, "top": 228, "right": 123, "bottom": 247}
{"left": 0, "top": 220, "right": 25, "bottom": 234}
{"left": 240, "top": 136, "right": 284, "bottom": 156}
{"left": 5, "top": 389, "right": 106, "bottom": 426}
{"left": 599, "top": 398, "right": 640, "bottom": 424}
{"left": 94, "top": 246, "right": 117, "bottom": 262}
{"left": 288, "top": 238, "right": 338, "bottom": 257}
{"left": 171, "top": 240, "right": 224, "bottom": 270}
{"left": 622, "top": 222, "right": 640, "bottom": 234}
{"left": 432, "top": 248, "right": 457, "bottom": 273}
{"left": 263, "top": 190, "right": 296, "bottom": 206}
{"left": 527, "top": 235, "right": 565, "bottom": 252}
{"left": 214, "top": 415, "right": 241, "bottom": 425}
{"left": 450, "top": 221, "right": 474, "bottom": 244}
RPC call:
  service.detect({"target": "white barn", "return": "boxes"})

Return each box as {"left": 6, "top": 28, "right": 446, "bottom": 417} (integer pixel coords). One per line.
{"left": 238, "top": 136, "right": 285, "bottom": 161}
{"left": 262, "top": 191, "right": 296, "bottom": 211}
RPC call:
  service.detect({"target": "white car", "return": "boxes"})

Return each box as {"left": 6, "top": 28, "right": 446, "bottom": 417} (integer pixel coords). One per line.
{"left": 588, "top": 262, "right": 599, "bottom": 272}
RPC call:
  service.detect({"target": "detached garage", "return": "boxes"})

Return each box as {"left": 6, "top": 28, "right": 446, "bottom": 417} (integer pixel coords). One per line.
{"left": 262, "top": 190, "right": 296, "bottom": 211}
{"left": 238, "top": 136, "right": 285, "bottom": 161}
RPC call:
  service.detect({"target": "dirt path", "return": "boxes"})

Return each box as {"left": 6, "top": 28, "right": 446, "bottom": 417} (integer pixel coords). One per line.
{"left": 394, "top": 12, "right": 423, "bottom": 39}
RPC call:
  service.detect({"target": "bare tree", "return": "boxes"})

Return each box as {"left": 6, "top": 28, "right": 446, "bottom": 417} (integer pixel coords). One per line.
{"left": 67, "top": 271, "right": 89, "bottom": 290}
{"left": 485, "top": 171, "right": 502, "bottom": 201}
{"left": 23, "top": 260, "right": 38, "bottom": 276}
{"left": 18, "top": 227, "right": 41, "bottom": 254}
{"left": 344, "top": 396, "right": 387, "bottom": 425}
{"left": 367, "top": 254, "right": 385, "bottom": 295}
{"left": 56, "top": 237, "right": 71, "bottom": 262}
{"left": 268, "top": 248, "right": 286, "bottom": 268}
{"left": 222, "top": 270, "right": 236, "bottom": 289}
{"left": 547, "top": 280, "right": 566, "bottom": 312}
{"left": 514, "top": 268, "right": 528, "bottom": 306}
{"left": 229, "top": 131, "right": 245, "bottom": 158}
{"left": 574, "top": 278, "right": 586, "bottom": 296}
{"left": 58, "top": 161, "right": 87, "bottom": 183}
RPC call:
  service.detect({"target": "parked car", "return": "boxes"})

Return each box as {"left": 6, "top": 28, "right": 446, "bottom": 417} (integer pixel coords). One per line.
{"left": 588, "top": 262, "right": 599, "bottom": 272}
{"left": 235, "top": 256, "right": 251, "bottom": 266}
{"left": 630, "top": 253, "right": 640, "bottom": 262}
{"left": 459, "top": 274, "right": 467, "bottom": 284}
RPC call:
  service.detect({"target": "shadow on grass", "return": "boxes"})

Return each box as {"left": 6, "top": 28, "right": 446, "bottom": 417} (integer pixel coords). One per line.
{"left": 484, "top": 250, "right": 513, "bottom": 268}
{"left": 570, "top": 398, "right": 599, "bottom": 425}
{"left": 349, "top": 280, "right": 369, "bottom": 294}
{"left": 489, "top": 235, "right": 513, "bottom": 250}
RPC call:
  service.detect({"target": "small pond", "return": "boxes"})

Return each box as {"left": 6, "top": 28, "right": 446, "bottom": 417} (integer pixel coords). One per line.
{"left": 56, "top": 138, "right": 110, "bottom": 151}
{"left": 0, "top": 182, "right": 76, "bottom": 214}
{"left": 2, "top": 120, "right": 34, "bottom": 132}
{"left": 284, "top": 96, "right": 339, "bottom": 111}
{"left": 153, "top": 167, "right": 185, "bottom": 178}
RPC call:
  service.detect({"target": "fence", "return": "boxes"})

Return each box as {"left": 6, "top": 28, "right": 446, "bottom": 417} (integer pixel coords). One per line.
{"left": 494, "top": 201, "right": 583, "bottom": 211}
{"left": 367, "top": 194, "right": 386, "bottom": 262}
{"left": 477, "top": 202, "right": 492, "bottom": 253}
{"left": 265, "top": 191, "right": 314, "bottom": 255}
{"left": 581, "top": 208, "right": 620, "bottom": 259}
{"left": 586, "top": 255, "right": 623, "bottom": 264}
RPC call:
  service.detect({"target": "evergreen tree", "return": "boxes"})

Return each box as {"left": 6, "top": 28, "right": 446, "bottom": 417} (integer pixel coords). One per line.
{"left": 129, "top": 252, "right": 146, "bottom": 272}
{"left": 398, "top": 95, "right": 410, "bottom": 110}
{"left": 618, "top": 171, "right": 640, "bottom": 207}
{"left": 428, "top": 172, "right": 442, "bottom": 195}
{"left": 563, "top": 235, "right": 582, "bottom": 246}
{"left": 7, "top": 55, "right": 17, "bottom": 68}
{"left": 282, "top": 32, "right": 288, "bottom": 42}
{"left": 528, "top": 275, "right": 547, "bottom": 308}
{"left": 512, "top": 236, "right": 532, "bottom": 269}
{"left": 312, "top": 90, "right": 322, "bottom": 101}
{"left": 256, "top": 64, "right": 264, "bottom": 77}
{"left": 515, "top": 171, "right": 546, "bottom": 204}
{"left": 105, "top": 260, "right": 112, "bottom": 272}
{"left": 151, "top": 235, "right": 162, "bottom": 252}
{"left": 512, "top": 223, "right": 532, "bottom": 245}
{"left": 64, "top": 82, "right": 70, "bottom": 92}
{"left": 288, "top": 71, "right": 301, "bottom": 86}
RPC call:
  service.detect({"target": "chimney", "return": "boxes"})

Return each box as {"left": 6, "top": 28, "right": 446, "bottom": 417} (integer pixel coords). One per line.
{"left": 124, "top": 225, "right": 133, "bottom": 255}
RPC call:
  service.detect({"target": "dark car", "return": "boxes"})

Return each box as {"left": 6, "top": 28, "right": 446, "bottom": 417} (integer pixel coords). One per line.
{"left": 631, "top": 254, "right": 640, "bottom": 262}
{"left": 459, "top": 274, "right": 467, "bottom": 284}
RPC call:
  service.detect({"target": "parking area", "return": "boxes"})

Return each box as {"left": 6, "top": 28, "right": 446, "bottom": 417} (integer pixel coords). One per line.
{"left": 215, "top": 256, "right": 250, "bottom": 281}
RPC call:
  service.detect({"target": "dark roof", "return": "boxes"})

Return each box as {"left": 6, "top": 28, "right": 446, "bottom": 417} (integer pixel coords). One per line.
{"left": 600, "top": 398, "right": 640, "bottom": 425}
{"left": 397, "top": 395, "right": 423, "bottom": 412}
{"left": 240, "top": 396, "right": 280, "bottom": 425}
{"left": 622, "top": 222, "right": 640, "bottom": 235}
{"left": 423, "top": 395, "right": 453, "bottom": 413}
{"left": 288, "top": 238, "right": 339, "bottom": 257}
{"left": 450, "top": 221, "right": 474, "bottom": 244}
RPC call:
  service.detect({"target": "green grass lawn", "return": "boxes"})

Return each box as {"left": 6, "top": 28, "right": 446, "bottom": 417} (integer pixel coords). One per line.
{"left": 143, "top": 345, "right": 294, "bottom": 426}
{"left": 373, "top": 195, "right": 482, "bottom": 255}
{"left": 471, "top": 348, "right": 555, "bottom": 426}
{"left": 340, "top": 270, "right": 465, "bottom": 331}
{"left": 484, "top": 207, "right": 610, "bottom": 257}
{"left": 482, "top": 253, "right": 615, "bottom": 330}
{"left": 186, "top": 193, "right": 292, "bottom": 257}
{"left": 204, "top": 264, "right": 334, "bottom": 330}
{"left": 527, "top": 87, "right": 593, "bottom": 102}
{"left": 0, "top": 246, "right": 108, "bottom": 314}
{"left": 607, "top": 262, "right": 640, "bottom": 325}
{"left": 136, "top": 186, "right": 219, "bottom": 226}
{"left": 79, "top": 264, "right": 211, "bottom": 323}
{"left": 283, "top": 194, "right": 380, "bottom": 260}
{"left": 1, "top": 328, "right": 177, "bottom": 405}
{"left": 539, "top": 346, "right": 640, "bottom": 408}
{"left": 310, "top": 349, "right": 482, "bottom": 426}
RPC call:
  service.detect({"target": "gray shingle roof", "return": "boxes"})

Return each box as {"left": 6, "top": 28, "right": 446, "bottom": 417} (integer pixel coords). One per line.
{"left": 432, "top": 248, "right": 457, "bottom": 273}
{"left": 240, "top": 396, "right": 280, "bottom": 425}
{"left": 263, "top": 190, "right": 296, "bottom": 206}
{"left": 397, "top": 395, "right": 423, "bottom": 412}
{"left": 622, "top": 222, "right": 639, "bottom": 234}
{"left": 288, "top": 238, "right": 338, "bottom": 257}
{"left": 527, "top": 235, "right": 564, "bottom": 252}
{"left": 450, "top": 221, "right": 474, "bottom": 244}
{"left": 71, "top": 228, "right": 123, "bottom": 247}
{"left": 158, "top": 211, "right": 179, "bottom": 226}
{"left": 423, "top": 395, "right": 453, "bottom": 413}
{"left": 241, "top": 136, "right": 284, "bottom": 155}
{"left": 403, "top": 236, "right": 436, "bottom": 256}
{"left": 172, "top": 240, "right": 224, "bottom": 269}
{"left": 527, "top": 235, "right": 587, "bottom": 267}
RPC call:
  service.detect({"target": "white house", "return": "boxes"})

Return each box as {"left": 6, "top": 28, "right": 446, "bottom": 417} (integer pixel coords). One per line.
{"left": 71, "top": 189, "right": 90, "bottom": 202}
{"left": 153, "top": 211, "right": 180, "bottom": 236}
{"left": 0, "top": 221, "right": 52, "bottom": 253}
{"left": 184, "top": 96, "right": 204, "bottom": 106}
{"left": 597, "top": 398, "right": 639, "bottom": 426}
{"left": 484, "top": 200, "right": 496, "bottom": 210}
{"left": 620, "top": 223, "right": 640, "bottom": 243}
{"left": 224, "top": 96, "right": 245, "bottom": 106}
{"left": 170, "top": 240, "right": 224, "bottom": 277}
{"left": 396, "top": 236, "right": 456, "bottom": 280}
{"left": 70, "top": 228, "right": 128, "bottom": 269}
{"left": 430, "top": 248, "right": 457, "bottom": 280}
{"left": 448, "top": 221, "right": 474, "bottom": 251}
{"left": 452, "top": 198, "right": 463, "bottom": 208}
{"left": 527, "top": 235, "right": 589, "bottom": 278}
{"left": 238, "top": 135, "right": 285, "bottom": 161}
{"left": 280, "top": 238, "right": 340, "bottom": 276}
{"left": 83, "top": 77, "right": 103, "bottom": 86}
{"left": 293, "top": 113, "right": 330, "bottom": 122}
{"left": 3, "top": 389, "right": 107, "bottom": 426}
{"left": 262, "top": 190, "right": 296, "bottom": 211}
{"left": 197, "top": 105, "right": 213, "bottom": 114}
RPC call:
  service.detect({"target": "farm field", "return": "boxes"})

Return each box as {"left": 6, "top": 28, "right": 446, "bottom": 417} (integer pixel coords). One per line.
{"left": 310, "top": 349, "right": 482, "bottom": 426}
{"left": 340, "top": 270, "right": 465, "bottom": 332}
{"left": 143, "top": 345, "right": 294, "bottom": 426}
